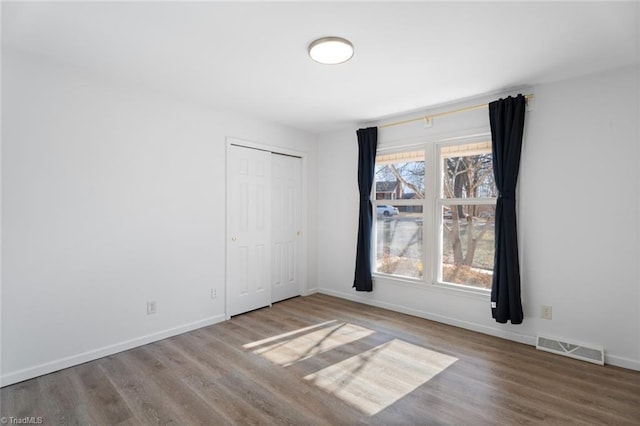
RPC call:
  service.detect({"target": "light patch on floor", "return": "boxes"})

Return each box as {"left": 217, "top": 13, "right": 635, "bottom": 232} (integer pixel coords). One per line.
{"left": 243, "top": 320, "right": 338, "bottom": 350}
{"left": 304, "top": 339, "right": 458, "bottom": 416}
{"left": 246, "top": 322, "right": 375, "bottom": 367}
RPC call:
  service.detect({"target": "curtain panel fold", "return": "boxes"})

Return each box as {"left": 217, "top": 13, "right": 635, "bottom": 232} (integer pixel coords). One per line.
{"left": 353, "top": 127, "right": 378, "bottom": 292}
{"left": 489, "top": 95, "right": 526, "bottom": 324}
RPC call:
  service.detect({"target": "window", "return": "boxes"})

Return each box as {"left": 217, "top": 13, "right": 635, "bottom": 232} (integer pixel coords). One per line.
{"left": 373, "top": 151, "right": 425, "bottom": 279}
{"left": 373, "top": 140, "right": 497, "bottom": 291}
{"left": 438, "top": 141, "right": 496, "bottom": 289}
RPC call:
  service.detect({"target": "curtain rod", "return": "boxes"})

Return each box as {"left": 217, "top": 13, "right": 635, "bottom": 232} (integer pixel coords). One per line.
{"left": 378, "top": 94, "right": 534, "bottom": 129}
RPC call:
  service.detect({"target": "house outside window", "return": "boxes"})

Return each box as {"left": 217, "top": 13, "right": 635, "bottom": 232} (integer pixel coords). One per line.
{"left": 375, "top": 181, "right": 401, "bottom": 200}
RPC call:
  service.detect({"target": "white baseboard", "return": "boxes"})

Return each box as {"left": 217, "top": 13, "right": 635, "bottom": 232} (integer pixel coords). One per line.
{"left": 303, "top": 287, "right": 319, "bottom": 296}
{"left": 319, "top": 288, "right": 535, "bottom": 345}
{"left": 0, "top": 314, "right": 226, "bottom": 387}
{"left": 318, "top": 288, "right": 640, "bottom": 371}
{"left": 604, "top": 354, "right": 640, "bottom": 371}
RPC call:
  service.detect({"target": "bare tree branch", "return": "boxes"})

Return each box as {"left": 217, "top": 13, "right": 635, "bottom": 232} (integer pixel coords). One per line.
{"left": 389, "top": 164, "right": 424, "bottom": 198}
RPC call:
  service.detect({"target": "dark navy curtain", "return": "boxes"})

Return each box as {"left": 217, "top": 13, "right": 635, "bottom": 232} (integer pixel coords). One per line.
{"left": 353, "top": 127, "right": 378, "bottom": 292}
{"left": 489, "top": 95, "right": 525, "bottom": 324}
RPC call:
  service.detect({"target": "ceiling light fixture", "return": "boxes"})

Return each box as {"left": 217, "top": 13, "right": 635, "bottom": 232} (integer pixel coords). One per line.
{"left": 308, "top": 36, "right": 354, "bottom": 65}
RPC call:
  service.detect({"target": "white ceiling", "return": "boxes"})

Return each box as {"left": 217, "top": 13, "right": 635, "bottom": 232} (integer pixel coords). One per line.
{"left": 2, "top": 1, "right": 639, "bottom": 133}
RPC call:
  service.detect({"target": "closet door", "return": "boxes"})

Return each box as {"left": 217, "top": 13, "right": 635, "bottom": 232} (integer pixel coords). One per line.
{"left": 271, "top": 154, "right": 302, "bottom": 303}
{"left": 226, "top": 145, "right": 271, "bottom": 317}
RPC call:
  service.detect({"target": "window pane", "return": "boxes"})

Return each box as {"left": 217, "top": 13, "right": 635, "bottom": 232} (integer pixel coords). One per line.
{"left": 441, "top": 204, "right": 495, "bottom": 289}
{"left": 441, "top": 142, "right": 496, "bottom": 199}
{"left": 376, "top": 209, "right": 423, "bottom": 279}
{"left": 375, "top": 151, "right": 425, "bottom": 200}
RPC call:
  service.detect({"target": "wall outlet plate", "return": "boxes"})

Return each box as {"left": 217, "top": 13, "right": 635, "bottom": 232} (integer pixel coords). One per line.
{"left": 147, "top": 301, "right": 157, "bottom": 315}
{"left": 540, "top": 305, "right": 552, "bottom": 320}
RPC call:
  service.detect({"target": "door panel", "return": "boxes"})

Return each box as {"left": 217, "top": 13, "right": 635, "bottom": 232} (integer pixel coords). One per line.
{"left": 227, "top": 145, "right": 271, "bottom": 317}
{"left": 271, "top": 154, "right": 301, "bottom": 303}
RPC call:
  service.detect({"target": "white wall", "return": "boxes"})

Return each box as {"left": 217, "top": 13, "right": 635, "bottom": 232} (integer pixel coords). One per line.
{"left": 0, "top": 51, "right": 317, "bottom": 385}
{"left": 317, "top": 65, "right": 640, "bottom": 370}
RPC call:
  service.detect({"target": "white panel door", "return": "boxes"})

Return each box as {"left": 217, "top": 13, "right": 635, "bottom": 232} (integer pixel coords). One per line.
{"left": 226, "top": 145, "right": 271, "bottom": 317}
{"left": 271, "top": 154, "right": 301, "bottom": 303}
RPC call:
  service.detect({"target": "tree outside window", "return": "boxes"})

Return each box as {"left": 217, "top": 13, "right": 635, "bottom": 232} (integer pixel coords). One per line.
{"left": 440, "top": 142, "right": 496, "bottom": 289}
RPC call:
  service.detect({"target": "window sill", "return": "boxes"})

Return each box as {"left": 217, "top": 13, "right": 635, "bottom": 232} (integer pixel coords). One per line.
{"left": 431, "top": 281, "right": 491, "bottom": 299}
{"left": 372, "top": 272, "right": 424, "bottom": 289}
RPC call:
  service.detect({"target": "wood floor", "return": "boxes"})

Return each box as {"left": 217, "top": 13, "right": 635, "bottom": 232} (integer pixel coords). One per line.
{"left": 2, "top": 293, "right": 639, "bottom": 425}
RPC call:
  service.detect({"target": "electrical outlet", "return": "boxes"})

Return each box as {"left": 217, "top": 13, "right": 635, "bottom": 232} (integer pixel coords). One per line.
{"left": 147, "top": 301, "right": 157, "bottom": 315}
{"left": 211, "top": 288, "right": 217, "bottom": 299}
{"left": 540, "top": 305, "right": 552, "bottom": 320}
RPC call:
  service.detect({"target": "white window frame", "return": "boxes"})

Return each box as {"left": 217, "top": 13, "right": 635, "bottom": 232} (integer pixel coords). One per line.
{"left": 371, "top": 133, "right": 495, "bottom": 294}
{"left": 435, "top": 136, "right": 496, "bottom": 292}
{"left": 371, "top": 144, "right": 428, "bottom": 284}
